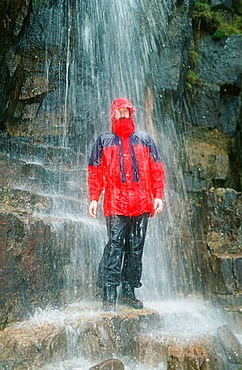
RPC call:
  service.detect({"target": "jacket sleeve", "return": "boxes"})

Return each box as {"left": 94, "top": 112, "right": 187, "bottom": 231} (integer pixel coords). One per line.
{"left": 88, "top": 136, "right": 105, "bottom": 201}
{"left": 148, "top": 136, "right": 165, "bottom": 199}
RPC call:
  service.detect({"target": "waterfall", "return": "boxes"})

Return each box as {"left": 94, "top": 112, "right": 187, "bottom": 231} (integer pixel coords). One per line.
{"left": 24, "top": 0, "right": 200, "bottom": 303}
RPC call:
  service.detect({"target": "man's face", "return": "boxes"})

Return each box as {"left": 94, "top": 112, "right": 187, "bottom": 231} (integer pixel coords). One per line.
{"left": 114, "top": 107, "right": 130, "bottom": 119}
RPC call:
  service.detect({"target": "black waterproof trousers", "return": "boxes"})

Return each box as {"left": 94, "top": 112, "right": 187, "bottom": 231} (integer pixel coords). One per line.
{"left": 97, "top": 213, "right": 149, "bottom": 289}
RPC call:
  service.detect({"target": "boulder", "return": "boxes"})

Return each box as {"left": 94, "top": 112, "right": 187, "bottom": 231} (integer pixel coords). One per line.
{"left": 167, "top": 337, "right": 225, "bottom": 369}
{"left": 218, "top": 324, "right": 242, "bottom": 364}
{"left": 89, "top": 358, "right": 124, "bottom": 370}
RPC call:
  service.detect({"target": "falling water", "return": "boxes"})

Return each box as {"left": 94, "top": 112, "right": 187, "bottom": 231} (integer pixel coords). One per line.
{"left": 30, "top": 0, "right": 196, "bottom": 300}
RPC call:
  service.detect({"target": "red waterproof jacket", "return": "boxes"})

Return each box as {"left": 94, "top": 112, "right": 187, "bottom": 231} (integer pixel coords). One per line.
{"left": 88, "top": 98, "right": 165, "bottom": 217}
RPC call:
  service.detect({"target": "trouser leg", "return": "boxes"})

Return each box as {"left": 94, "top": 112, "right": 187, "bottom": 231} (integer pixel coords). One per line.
{"left": 121, "top": 213, "right": 148, "bottom": 288}
{"left": 97, "top": 215, "right": 128, "bottom": 288}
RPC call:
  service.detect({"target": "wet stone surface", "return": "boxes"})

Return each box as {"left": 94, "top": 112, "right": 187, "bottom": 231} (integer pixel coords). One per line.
{"left": 0, "top": 307, "right": 160, "bottom": 369}
{"left": 0, "top": 306, "right": 238, "bottom": 370}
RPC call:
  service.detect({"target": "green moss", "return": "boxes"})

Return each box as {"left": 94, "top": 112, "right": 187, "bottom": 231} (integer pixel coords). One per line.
{"left": 186, "top": 70, "right": 203, "bottom": 87}
{"left": 193, "top": 0, "right": 242, "bottom": 38}
{"left": 212, "top": 28, "right": 228, "bottom": 39}
{"left": 186, "top": 82, "right": 193, "bottom": 89}
{"left": 212, "top": 20, "right": 242, "bottom": 39}
{"left": 188, "top": 50, "right": 200, "bottom": 68}
{"left": 193, "top": 1, "right": 218, "bottom": 23}
{"left": 187, "top": 70, "right": 201, "bottom": 83}
{"left": 32, "top": 0, "right": 46, "bottom": 9}
{"left": 186, "top": 50, "right": 201, "bottom": 88}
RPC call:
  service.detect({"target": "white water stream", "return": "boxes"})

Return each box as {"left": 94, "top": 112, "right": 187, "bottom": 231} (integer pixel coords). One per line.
{"left": 26, "top": 0, "right": 198, "bottom": 304}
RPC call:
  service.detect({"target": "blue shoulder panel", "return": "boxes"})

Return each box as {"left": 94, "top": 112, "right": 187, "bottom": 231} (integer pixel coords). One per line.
{"left": 89, "top": 132, "right": 119, "bottom": 166}
{"left": 131, "top": 131, "right": 161, "bottom": 162}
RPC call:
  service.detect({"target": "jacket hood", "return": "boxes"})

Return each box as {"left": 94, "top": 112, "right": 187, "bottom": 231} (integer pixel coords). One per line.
{"left": 110, "top": 98, "right": 135, "bottom": 120}
{"left": 111, "top": 98, "right": 135, "bottom": 137}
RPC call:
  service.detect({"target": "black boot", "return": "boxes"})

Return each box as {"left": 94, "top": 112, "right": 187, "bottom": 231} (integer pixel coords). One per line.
{"left": 102, "top": 285, "right": 117, "bottom": 312}
{"left": 122, "top": 284, "right": 143, "bottom": 309}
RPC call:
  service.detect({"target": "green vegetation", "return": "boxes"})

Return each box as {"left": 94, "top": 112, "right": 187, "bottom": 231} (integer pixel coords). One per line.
{"left": 186, "top": 70, "right": 203, "bottom": 89}
{"left": 32, "top": 0, "right": 47, "bottom": 10}
{"left": 193, "top": 1, "right": 215, "bottom": 21}
{"left": 186, "top": 0, "right": 242, "bottom": 88}
{"left": 193, "top": 0, "right": 242, "bottom": 39}
{"left": 212, "top": 14, "right": 242, "bottom": 39}
{"left": 188, "top": 50, "right": 200, "bottom": 68}
{"left": 186, "top": 50, "right": 202, "bottom": 89}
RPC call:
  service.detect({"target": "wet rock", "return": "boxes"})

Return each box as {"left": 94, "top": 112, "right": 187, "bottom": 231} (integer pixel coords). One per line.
{"left": 167, "top": 337, "right": 225, "bottom": 369}
{"left": 210, "top": 255, "right": 242, "bottom": 296}
{"left": 0, "top": 322, "right": 67, "bottom": 368}
{"left": 210, "top": 254, "right": 235, "bottom": 294}
{"left": 210, "top": 293, "right": 242, "bottom": 310}
{"left": 0, "top": 212, "right": 60, "bottom": 324}
{"left": 0, "top": 0, "right": 31, "bottom": 45}
{"left": 0, "top": 208, "right": 107, "bottom": 325}
{"left": 153, "top": 0, "right": 192, "bottom": 94}
{"left": 135, "top": 334, "right": 167, "bottom": 367}
{"left": 184, "top": 35, "right": 242, "bottom": 135}
{"left": 211, "top": 0, "right": 233, "bottom": 9}
{"left": 0, "top": 150, "right": 84, "bottom": 198}
{"left": 234, "top": 257, "right": 242, "bottom": 290}
{"left": 184, "top": 125, "right": 233, "bottom": 192}
{"left": 0, "top": 307, "right": 160, "bottom": 369}
{"left": 197, "top": 188, "right": 242, "bottom": 303}
{"left": 0, "top": 306, "right": 231, "bottom": 369}
{"left": 0, "top": 186, "right": 53, "bottom": 214}
{"left": 223, "top": 306, "right": 242, "bottom": 336}
{"left": 89, "top": 358, "right": 124, "bottom": 370}
{"left": 217, "top": 324, "right": 242, "bottom": 364}
{"left": 13, "top": 1, "right": 30, "bottom": 36}
{"left": 185, "top": 141, "right": 229, "bottom": 181}
{"left": 73, "top": 309, "right": 161, "bottom": 359}
{"left": 0, "top": 138, "right": 79, "bottom": 168}
{"left": 198, "top": 36, "right": 242, "bottom": 88}
{"left": 187, "top": 84, "right": 221, "bottom": 131}
{"left": 5, "top": 49, "right": 20, "bottom": 77}
{"left": 205, "top": 188, "right": 242, "bottom": 255}
{"left": 22, "top": 102, "right": 40, "bottom": 119}
{"left": 19, "top": 76, "right": 55, "bottom": 100}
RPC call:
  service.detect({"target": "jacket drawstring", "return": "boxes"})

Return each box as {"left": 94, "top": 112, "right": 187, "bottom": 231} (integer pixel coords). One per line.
{"left": 118, "top": 136, "right": 140, "bottom": 183}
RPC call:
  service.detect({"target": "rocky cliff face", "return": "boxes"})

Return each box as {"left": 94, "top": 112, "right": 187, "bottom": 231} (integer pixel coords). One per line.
{"left": 181, "top": 0, "right": 242, "bottom": 327}
{"left": 0, "top": 0, "right": 241, "bottom": 336}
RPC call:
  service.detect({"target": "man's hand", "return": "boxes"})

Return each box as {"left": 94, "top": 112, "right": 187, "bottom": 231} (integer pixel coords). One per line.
{"left": 88, "top": 200, "right": 98, "bottom": 219}
{"left": 154, "top": 198, "right": 164, "bottom": 214}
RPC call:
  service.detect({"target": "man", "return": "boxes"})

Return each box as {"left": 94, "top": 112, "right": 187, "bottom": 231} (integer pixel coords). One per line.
{"left": 88, "top": 97, "right": 165, "bottom": 311}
